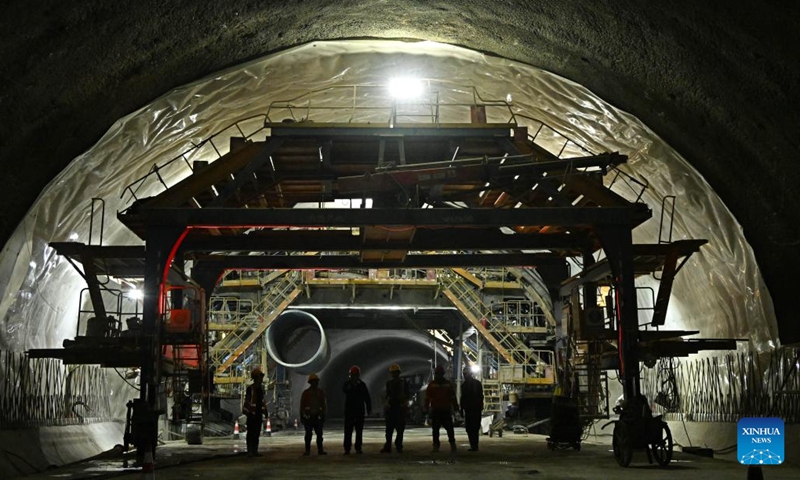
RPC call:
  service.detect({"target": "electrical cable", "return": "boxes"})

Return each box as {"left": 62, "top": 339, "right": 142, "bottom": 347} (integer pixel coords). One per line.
{"left": 113, "top": 368, "right": 140, "bottom": 391}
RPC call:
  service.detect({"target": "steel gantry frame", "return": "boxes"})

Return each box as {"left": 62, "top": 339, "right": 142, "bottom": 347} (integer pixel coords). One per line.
{"left": 29, "top": 90, "right": 735, "bottom": 464}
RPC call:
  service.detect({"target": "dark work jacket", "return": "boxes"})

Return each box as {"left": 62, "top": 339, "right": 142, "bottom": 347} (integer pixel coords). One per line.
{"left": 342, "top": 379, "right": 372, "bottom": 417}
{"left": 460, "top": 376, "right": 484, "bottom": 412}
{"left": 243, "top": 383, "right": 267, "bottom": 417}
{"left": 385, "top": 377, "right": 409, "bottom": 411}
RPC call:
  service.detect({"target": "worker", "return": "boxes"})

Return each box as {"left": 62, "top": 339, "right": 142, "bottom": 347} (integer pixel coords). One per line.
{"left": 342, "top": 365, "right": 372, "bottom": 454}
{"left": 243, "top": 366, "right": 268, "bottom": 457}
{"left": 300, "top": 373, "right": 327, "bottom": 456}
{"left": 424, "top": 365, "right": 459, "bottom": 452}
{"left": 460, "top": 366, "right": 484, "bottom": 451}
{"left": 381, "top": 364, "right": 409, "bottom": 453}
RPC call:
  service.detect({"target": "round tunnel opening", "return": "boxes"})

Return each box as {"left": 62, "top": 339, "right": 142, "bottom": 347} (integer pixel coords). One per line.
{"left": 266, "top": 309, "right": 330, "bottom": 374}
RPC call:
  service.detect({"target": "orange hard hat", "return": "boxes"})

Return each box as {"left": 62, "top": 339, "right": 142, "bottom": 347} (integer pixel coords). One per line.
{"left": 389, "top": 364, "right": 401, "bottom": 372}
{"left": 307, "top": 373, "right": 320, "bottom": 383}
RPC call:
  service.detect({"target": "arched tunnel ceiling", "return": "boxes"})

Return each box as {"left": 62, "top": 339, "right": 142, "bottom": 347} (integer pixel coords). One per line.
{"left": 1, "top": 1, "right": 798, "bottom": 341}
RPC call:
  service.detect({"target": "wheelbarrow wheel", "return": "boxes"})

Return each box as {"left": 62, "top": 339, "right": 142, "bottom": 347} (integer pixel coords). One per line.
{"left": 652, "top": 423, "right": 673, "bottom": 467}
{"left": 612, "top": 422, "right": 633, "bottom": 467}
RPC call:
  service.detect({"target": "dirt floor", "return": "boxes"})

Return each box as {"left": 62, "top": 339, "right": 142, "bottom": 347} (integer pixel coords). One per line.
{"left": 19, "top": 425, "right": 799, "bottom": 480}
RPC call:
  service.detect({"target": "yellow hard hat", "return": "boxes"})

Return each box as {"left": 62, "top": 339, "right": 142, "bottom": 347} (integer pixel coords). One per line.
{"left": 251, "top": 366, "right": 264, "bottom": 378}
{"left": 307, "top": 373, "right": 320, "bottom": 383}
{"left": 389, "top": 364, "right": 401, "bottom": 373}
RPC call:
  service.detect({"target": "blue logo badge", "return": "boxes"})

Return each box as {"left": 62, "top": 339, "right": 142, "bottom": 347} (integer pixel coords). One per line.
{"left": 738, "top": 417, "right": 784, "bottom": 465}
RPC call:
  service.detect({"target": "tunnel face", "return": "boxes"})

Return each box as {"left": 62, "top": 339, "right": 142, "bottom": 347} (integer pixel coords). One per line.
{"left": 289, "top": 329, "right": 449, "bottom": 420}
{"left": 0, "top": 1, "right": 798, "bottom": 341}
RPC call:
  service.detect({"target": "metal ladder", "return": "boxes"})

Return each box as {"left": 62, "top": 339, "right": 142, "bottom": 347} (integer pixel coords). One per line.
{"left": 440, "top": 271, "right": 530, "bottom": 364}
{"left": 209, "top": 271, "right": 303, "bottom": 374}
{"left": 483, "top": 379, "right": 502, "bottom": 414}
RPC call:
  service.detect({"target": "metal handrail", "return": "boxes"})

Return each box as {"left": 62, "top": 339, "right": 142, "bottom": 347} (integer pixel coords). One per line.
{"left": 608, "top": 166, "right": 649, "bottom": 203}
{"left": 658, "top": 195, "right": 677, "bottom": 244}
{"left": 118, "top": 82, "right": 608, "bottom": 210}
{"left": 263, "top": 82, "right": 515, "bottom": 125}
{"left": 513, "top": 113, "right": 596, "bottom": 159}
{"left": 119, "top": 114, "right": 269, "bottom": 204}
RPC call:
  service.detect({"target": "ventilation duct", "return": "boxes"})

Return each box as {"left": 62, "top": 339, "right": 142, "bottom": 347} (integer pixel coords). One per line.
{"left": 266, "top": 310, "right": 330, "bottom": 374}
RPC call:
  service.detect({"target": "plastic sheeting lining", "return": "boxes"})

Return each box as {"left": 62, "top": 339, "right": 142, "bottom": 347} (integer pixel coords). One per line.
{"left": 0, "top": 40, "right": 778, "bottom": 358}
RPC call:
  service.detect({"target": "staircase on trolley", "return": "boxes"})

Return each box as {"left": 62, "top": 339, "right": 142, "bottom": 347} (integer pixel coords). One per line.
{"left": 208, "top": 271, "right": 303, "bottom": 386}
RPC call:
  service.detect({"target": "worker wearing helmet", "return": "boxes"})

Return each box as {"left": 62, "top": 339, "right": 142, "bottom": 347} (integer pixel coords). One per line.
{"left": 243, "top": 366, "right": 268, "bottom": 457}
{"left": 424, "top": 365, "right": 459, "bottom": 452}
{"left": 342, "top": 365, "right": 372, "bottom": 454}
{"left": 300, "top": 373, "right": 327, "bottom": 455}
{"left": 461, "top": 366, "right": 484, "bottom": 451}
{"left": 381, "top": 364, "right": 409, "bottom": 453}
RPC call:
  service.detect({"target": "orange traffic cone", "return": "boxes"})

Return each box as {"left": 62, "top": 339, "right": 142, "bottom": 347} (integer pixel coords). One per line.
{"left": 141, "top": 450, "right": 155, "bottom": 480}
{"left": 233, "top": 419, "right": 240, "bottom": 440}
{"left": 265, "top": 417, "right": 272, "bottom": 437}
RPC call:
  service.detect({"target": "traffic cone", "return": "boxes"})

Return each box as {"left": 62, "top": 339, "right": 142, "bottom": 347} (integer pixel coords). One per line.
{"left": 265, "top": 417, "right": 272, "bottom": 437}
{"left": 141, "top": 450, "right": 155, "bottom": 479}
{"left": 233, "top": 420, "right": 240, "bottom": 440}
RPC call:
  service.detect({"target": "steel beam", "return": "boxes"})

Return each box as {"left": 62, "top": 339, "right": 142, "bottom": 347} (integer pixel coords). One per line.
{"left": 193, "top": 253, "right": 565, "bottom": 271}
{"left": 209, "top": 138, "right": 284, "bottom": 207}
{"left": 595, "top": 225, "right": 639, "bottom": 400}
{"left": 181, "top": 229, "right": 589, "bottom": 252}
{"left": 124, "top": 205, "right": 651, "bottom": 228}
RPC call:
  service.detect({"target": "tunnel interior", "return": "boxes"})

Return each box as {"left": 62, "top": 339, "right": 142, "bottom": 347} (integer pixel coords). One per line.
{"left": 0, "top": 39, "right": 784, "bottom": 470}
{"left": 1, "top": 3, "right": 799, "bottom": 475}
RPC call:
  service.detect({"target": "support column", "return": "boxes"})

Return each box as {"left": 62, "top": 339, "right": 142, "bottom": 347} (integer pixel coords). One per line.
{"left": 454, "top": 323, "right": 463, "bottom": 402}
{"left": 140, "top": 226, "right": 187, "bottom": 457}
{"left": 595, "top": 225, "right": 639, "bottom": 400}
{"left": 582, "top": 250, "right": 602, "bottom": 414}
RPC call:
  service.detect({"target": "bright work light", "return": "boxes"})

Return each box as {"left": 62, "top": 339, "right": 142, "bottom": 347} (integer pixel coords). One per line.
{"left": 388, "top": 77, "right": 424, "bottom": 100}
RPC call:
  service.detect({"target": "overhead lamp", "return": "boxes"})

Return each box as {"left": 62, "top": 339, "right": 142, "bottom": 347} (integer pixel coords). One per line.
{"left": 129, "top": 289, "right": 143, "bottom": 300}
{"left": 470, "top": 364, "right": 481, "bottom": 374}
{"left": 388, "top": 77, "right": 425, "bottom": 100}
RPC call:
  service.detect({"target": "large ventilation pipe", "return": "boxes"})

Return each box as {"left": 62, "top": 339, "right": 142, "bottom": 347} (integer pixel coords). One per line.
{"left": 266, "top": 309, "right": 330, "bottom": 374}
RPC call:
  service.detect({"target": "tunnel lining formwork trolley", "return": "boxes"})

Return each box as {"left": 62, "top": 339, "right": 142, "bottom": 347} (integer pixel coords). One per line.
{"left": 29, "top": 85, "right": 738, "bottom": 466}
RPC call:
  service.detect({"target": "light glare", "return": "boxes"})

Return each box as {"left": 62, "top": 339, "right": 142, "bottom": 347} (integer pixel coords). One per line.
{"left": 388, "top": 78, "right": 424, "bottom": 100}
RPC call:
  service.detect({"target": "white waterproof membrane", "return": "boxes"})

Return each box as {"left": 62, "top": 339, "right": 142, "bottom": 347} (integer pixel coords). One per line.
{"left": 0, "top": 40, "right": 778, "bottom": 355}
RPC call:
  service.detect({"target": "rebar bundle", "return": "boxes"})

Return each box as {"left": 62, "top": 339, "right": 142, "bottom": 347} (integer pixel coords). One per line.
{"left": 0, "top": 350, "right": 112, "bottom": 428}
{"left": 641, "top": 348, "right": 800, "bottom": 423}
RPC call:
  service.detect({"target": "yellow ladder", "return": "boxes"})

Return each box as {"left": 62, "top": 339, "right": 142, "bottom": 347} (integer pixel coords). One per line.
{"left": 483, "top": 379, "right": 502, "bottom": 413}
{"left": 210, "top": 271, "right": 303, "bottom": 374}
{"left": 441, "top": 270, "right": 555, "bottom": 385}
